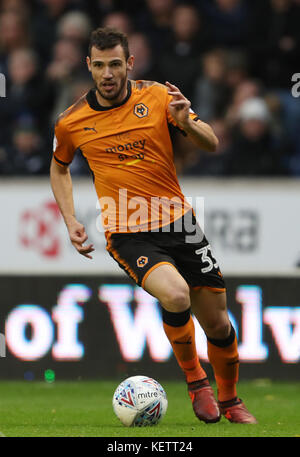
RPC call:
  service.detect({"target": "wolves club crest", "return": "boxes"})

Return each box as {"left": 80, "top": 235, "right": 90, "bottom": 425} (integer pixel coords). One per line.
{"left": 134, "top": 103, "right": 148, "bottom": 118}
{"left": 137, "top": 256, "right": 148, "bottom": 267}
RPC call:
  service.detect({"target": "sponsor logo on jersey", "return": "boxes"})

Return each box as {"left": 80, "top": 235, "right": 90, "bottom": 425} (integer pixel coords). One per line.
{"left": 118, "top": 152, "right": 144, "bottom": 162}
{"left": 105, "top": 139, "right": 146, "bottom": 154}
{"left": 105, "top": 139, "right": 147, "bottom": 162}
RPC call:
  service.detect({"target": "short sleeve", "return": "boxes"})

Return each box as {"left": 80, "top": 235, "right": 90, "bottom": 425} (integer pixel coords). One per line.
{"left": 53, "top": 118, "right": 75, "bottom": 167}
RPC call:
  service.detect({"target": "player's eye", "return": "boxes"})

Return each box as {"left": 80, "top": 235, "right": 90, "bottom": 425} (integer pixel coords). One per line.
{"left": 111, "top": 62, "right": 121, "bottom": 67}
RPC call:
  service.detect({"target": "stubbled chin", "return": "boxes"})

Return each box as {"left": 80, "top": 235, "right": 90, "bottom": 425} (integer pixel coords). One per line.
{"left": 103, "top": 91, "right": 117, "bottom": 99}
{"left": 99, "top": 85, "right": 117, "bottom": 96}
{"left": 104, "top": 88, "right": 116, "bottom": 95}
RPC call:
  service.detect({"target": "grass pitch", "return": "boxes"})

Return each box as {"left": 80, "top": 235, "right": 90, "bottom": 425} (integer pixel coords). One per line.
{"left": 0, "top": 380, "right": 299, "bottom": 438}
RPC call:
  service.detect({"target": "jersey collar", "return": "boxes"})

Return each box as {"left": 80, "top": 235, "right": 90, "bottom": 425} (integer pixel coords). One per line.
{"left": 86, "top": 80, "right": 132, "bottom": 111}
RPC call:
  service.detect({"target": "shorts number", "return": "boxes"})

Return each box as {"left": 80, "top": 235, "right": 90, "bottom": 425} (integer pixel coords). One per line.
{"left": 195, "top": 244, "right": 218, "bottom": 273}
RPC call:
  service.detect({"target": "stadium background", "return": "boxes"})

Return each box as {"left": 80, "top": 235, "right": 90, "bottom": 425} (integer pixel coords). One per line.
{"left": 0, "top": 0, "right": 300, "bottom": 383}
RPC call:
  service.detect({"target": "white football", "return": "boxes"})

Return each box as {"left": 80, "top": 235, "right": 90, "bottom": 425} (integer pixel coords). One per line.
{"left": 112, "top": 375, "right": 168, "bottom": 427}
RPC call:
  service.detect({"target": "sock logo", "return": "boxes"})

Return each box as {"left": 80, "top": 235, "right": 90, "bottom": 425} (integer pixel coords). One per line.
{"left": 227, "top": 359, "right": 239, "bottom": 366}
{"left": 174, "top": 336, "right": 192, "bottom": 345}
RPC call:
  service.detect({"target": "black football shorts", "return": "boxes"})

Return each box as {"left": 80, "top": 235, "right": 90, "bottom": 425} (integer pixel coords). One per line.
{"left": 106, "top": 210, "right": 225, "bottom": 291}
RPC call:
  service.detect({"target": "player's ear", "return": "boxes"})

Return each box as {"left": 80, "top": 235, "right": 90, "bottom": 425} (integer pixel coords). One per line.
{"left": 86, "top": 56, "right": 91, "bottom": 72}
{"left": 127, "top": 55, "right": 134, "bottom": 72}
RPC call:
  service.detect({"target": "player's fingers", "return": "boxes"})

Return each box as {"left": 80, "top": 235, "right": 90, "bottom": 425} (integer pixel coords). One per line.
{"left": 166, "top": 82, "right": 183, "bottom": 95}
{"left": 78, "top": 244, "right": 94, "bottom": 254}
{"left": 78, "top": 232, "right": 88, "bottom": 243}
{"left": 70, "top": 231, "right": 88, "bottom": 243}
{"left": 169, "top": 98, "right": 190, "bottom": 104}
{"left": 165, "top": 81, "right": 179, "bottom": 90}
{"left": 81, "top": 250, "right": 94, "bottom": 259}
{"left": 70, "top": 235, "right": 85, "bottom": 244}
{"left": 166, "top": 82, "right": 183, "bottom": 94}
{"left": 167, "top": 90, "right": 185, "bottom": 99}
{"left": 77, "top": 249, "right": 94, "bottom": 259}
{"left": 72, "top": 241, "right": 94, "bottom": 258}
{"left": 82, "top": 247, "right": 95, "bottom": 259}
{"left": 76, "top": 225, "right": 88, "bottom": 239}
{"left": 169, "top": 100, "right": 191, "bottom": 108}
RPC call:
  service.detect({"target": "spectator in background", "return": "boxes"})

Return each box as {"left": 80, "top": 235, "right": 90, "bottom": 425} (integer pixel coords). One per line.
{"left": 0, "top": 0, "right": 297, "bottom": 177}
{"left": 84, "top": 0, "right": 119, "bottom": 17}
{"left": 46, "top": 38, "right": 88, "bottom": 122}
{"left": 128, "top": 33, "right": 159, "bottom": 81}
{"left": 0, "top": 11, "right": 30, "bottom": 72}
{"left": 57, "top": 10, "right": 92, "bottom": 49}
{"left": 0, "top": 0, "right": 32, "bottom": 18}
{"left": 0, "top": 48, "right": 54, "bottom": 145}
{"left": 5, "top": 117, "right": 48, "bottom": 175}
{"left": 82, "top": 0, "right": 144, "bottom": 24}
{"left": 138, "top": 0, "right": 175, "bottom": 52}
{"left": 102, "top": 10, "right": 134, "bottom": 36}
{"left": 31, "top": 0, "right": 73, "bottom": 67}
{"left": 199, "top": 0, "right": 251, "bottom": 48}
{"left": 194, "top": 49, "right": 249, "bottom": 121}
{"left": 86, "top": 0, "right": 117, "bottom": 18}
{"left": 193, "top": 49, "right": 230, "bottom": 122}
{"left": 248, "top": 0, "right": 300, "bottom": 89}
{"left": 248, "top": 0, "right": 300, "bottom": 165}
{"left": 224, "top": 49, "right": 248, "bottom": 90}
{"left": 225, "top": 78, "right": 263, "bottom": 126}
{"left": 226, "top": 77, "right": 290, "bottom": 141}
{"left": 0, "top": 146, "right": 10, "bottom": 174}
{"left": 225, "top": 97, "right": 290, "bottom": 176}
{"left": 182, "top": 118, "right": 233, "bottom": 176}
{"left": 96, "top": 0, "right": 115, "bottom": 12}
{"left": 157, "top": 3, "right": 205, "bottom": 101}
{"left": 287, "top": 126, "right": 300, "bottom": 175}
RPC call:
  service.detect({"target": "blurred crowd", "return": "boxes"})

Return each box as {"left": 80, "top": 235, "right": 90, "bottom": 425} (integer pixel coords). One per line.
{"left": 0, "top": 0, "right": 300, "bottom": 177}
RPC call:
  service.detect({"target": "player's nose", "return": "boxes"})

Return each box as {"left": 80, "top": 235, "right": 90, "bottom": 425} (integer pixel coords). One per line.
{"left": 102, "top": 66, "right": 113, "bottom": 78}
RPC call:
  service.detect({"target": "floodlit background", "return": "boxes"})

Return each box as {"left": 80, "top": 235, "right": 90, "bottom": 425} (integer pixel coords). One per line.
{"left": 0, "top": 0, "right": 300, "bottom": 381}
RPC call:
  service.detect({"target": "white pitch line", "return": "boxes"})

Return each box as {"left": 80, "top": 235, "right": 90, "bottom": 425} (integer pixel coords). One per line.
{"left": 0, "top": 431, "right": 6, "bottom": 437}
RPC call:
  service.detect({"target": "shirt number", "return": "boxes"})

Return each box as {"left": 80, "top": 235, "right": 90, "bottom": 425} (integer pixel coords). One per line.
{"left": 195, "top": 244, "right": 218, "bottom": 273}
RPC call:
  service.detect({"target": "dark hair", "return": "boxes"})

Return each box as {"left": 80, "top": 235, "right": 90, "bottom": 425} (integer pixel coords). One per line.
{"left": 88, "top": 27, "right": 129, "bottom": 60}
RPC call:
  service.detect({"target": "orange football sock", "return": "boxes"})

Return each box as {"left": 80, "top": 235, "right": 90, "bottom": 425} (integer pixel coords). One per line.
{"left": 206, "top": 325, "right": 239, "bottom": 402}
{"left": 163, "top": 312, "right": 207, "bottom": 384}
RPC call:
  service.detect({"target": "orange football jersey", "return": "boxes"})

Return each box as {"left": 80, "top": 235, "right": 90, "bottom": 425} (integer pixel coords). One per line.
{"left": 53, "top": 80, "right": 199, "bottom": 233}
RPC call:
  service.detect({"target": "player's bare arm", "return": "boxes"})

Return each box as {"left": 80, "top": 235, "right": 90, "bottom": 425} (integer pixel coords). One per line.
{"left": 166, "top": 81, "right": 219, "bottom": 152}
{"left": 50, "top": 158, "right": 94, "bottom": 259}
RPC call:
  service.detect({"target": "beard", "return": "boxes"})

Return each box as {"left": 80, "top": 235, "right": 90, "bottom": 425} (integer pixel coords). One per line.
{"left": 95, "top": 73, "right": 127, "bottom": 102}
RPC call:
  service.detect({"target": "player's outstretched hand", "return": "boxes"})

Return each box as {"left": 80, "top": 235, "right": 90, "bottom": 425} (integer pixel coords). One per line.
{"left": 67, "top": 218, "right": 94, "bottom": 259}
{"left": 166, "top": 81, "right": 191, "bottom": 128}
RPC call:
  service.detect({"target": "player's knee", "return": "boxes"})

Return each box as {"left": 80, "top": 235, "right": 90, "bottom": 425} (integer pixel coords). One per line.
{"left": 160, "top": 285, "right": 190, "bottom": 312}
{"left": 205, "top": 320, "right": 231, "bottom": 340}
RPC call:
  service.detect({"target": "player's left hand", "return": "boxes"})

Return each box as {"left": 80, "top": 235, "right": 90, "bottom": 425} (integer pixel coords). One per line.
{"left": 166, "top": 81, "right": 191, "bottom": 129}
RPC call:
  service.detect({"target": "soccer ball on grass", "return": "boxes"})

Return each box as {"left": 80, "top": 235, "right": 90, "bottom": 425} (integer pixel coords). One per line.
{"left": 112, "top": 375, "right": 168, "bottom": 427}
